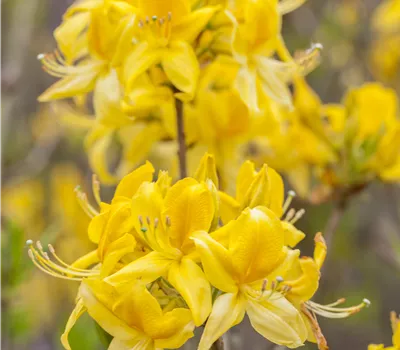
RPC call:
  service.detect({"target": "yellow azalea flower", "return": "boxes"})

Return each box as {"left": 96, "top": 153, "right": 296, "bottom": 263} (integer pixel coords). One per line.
{"left": 226, "top": 0, "right": 309, "bottom": 111}
{"left": 192, "top": 207, "right": 309, "bottom": 349}
{"left": 218, "top": 160, "right": 306, "bottom": 248}
{"left": 369, "top": 311, "right": 400, "bottom": 350}
{"left": 105, "top": 174, "right": 215, "bottom": 325}
{"left": 123, "top": 0, "right": 220, "bottom": 100}
{"left": 78, "top": 279, "right": 195, "bottom": 350}
{"left": 226, "top": 0, "right": 293, "bottom": 111}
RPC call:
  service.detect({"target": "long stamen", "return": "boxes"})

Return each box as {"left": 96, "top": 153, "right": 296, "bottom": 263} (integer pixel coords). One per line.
{"left": 282, "top": 190, "right": 296, "bottom": 216}
{"left": 27, "top": 240, "right": 99, "bottom": 281}
{"left": 284, "top": 208, "right": 296, "bottom": 222}
{"left": 75, "top": 186, "right": 99, "bottom": 218}
{"left": 306, "top": 298, "right": 370, "bottom": 319}
{"left": 290, "top": 208, "right": 305, "bottom": 224}
{"left": 92, "top": 174, "right": 102, "bottom": 207}
{"left": 37, "top": 50, "right": 103, "bottom": 78}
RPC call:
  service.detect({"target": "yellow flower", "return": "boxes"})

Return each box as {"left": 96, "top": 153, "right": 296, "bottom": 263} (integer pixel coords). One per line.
{"left": 369, "top": 311, "right": 400, "bottom": 350}
{"left": 226, "top": 0, "right": 309, "bottom": 111}
{"left": 218, "top": 160, "right": 306, "bottom": 248}
{"left": 77, "top": 279, "right": 195, "bottom": 350}
{"left": 105, "top": 174, "right": 215, "bottom": 325}
{"left": 123, "top": 0, "right": 220, "bottom": 100}
{"left": 192, "top": 207, "right": 309, "bottom": 349}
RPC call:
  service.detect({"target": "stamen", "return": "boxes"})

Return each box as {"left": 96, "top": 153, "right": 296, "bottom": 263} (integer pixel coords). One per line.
{"left": 48, "top": 244, "right": 95, "bottom": 272}
{"left": 306, "top": 299, "right": 370, "bottom": 319}
{"left": 284, "top": 208, "right": 296, "bottom": 222}
{"left": 26, "top": 240, "right": 99, "bottom": 281}
{"left": 38, "top": 50, "right": 103, "bottom": 79}
{"left": 154, "top": 218, "right": 159, "bottom": 229}
{"left": 282, "top": 190, "right": 296, "bottom": 216}
{"left": 295, "top": 42, "right": 324, "bottom": 76}
{"left": 290, "top": 208, "right": 305, "bottom": 224}
{"left": 138, "top": 215, "right": 144, "bottom": 227}
{"left": 261, "top": 279, "right": 268, "bottom": 293}
{"left": 75, "top": 186, "right": 98, "bottom": 218}
{"left": 165, "top": 216, "right": 171, "bottom": 227}
{"left": 92, "top": 174, "right": 101, "bottom": 207}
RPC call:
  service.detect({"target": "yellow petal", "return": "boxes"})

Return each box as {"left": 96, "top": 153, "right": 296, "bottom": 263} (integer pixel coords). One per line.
{"left": 85, "top": 128, "right": 118, "bottom": 185}
{"left": 164, "top": 179, "right": 214, "bottom": 250}
{"left": 246, "top": 297, "right": 306, "bottom": 348}
{"left": 101, "top": 233, "right": 136, "bottom": 278}
{"left": 161, "top": 41, "right": 199, "bottom": 98}
{"left": 61, "top": 298, "right": 86, "bottom": 350}
{"left": 54, "top": 12, "right": 90, "bottom": 62}
{"left": 88, "top": 206, "right": 110, "bottom": 244}
{"left": 117, "top": 123, "right": 165, "bottom": 179}
{"left": 194, "top": 153, "right": 219, "bottom": 187}
{"left": 114, "top": 161, "right": 155, "bottom": 199}
{"left": 38, "top": 67, "right": 100, "bottom": 101}
{"left": 105, "top": 251, "right": 174, "bottom": 286}
{"left": 236, "top": 160, "right": 257, "bottom": 203}
{"left": 235, "top": 65, "right": 260, "bottom": 112}
{"left": 266, "top": 166, "right": 285, "bottom": 217}
{"left": 281, "top": 221, "right": 306, "bottom": 248}
{"left": 168, "top": 258, "right": 212, "bottom": 326}
{"left": 229, "top": 207, "right": 285, "bottom": 283}
{"left": 256, "top": 57, "right": 294, "bottom": 108}
{"left": 285, "top": 258, "right": 320, "bottom": 303}
{"left": 192, "top": 231, "right": 237, "bottom": 293}
{"left": 313, "top": 233, "right": 327, "bottom": 270}
{"left": 138, "top": 0, "right": 190, "bottom": 21}
{"left": 124, "top": 42, "right": 160, "bottom": 92}
{"left": 198, "top": 292, "right": 246, "bottom": 350}
{"left": 113, "top": 281, "right": 194, "bottom": 347}
{"left": 71, "top": 250, "right": 100, "bottom": 270}
{"left": 171, "top": 6, "right": 219, "bottom": 42}
{"left": 93, "top": 70, "right": 131, "bottom": 128}
{"left": 219, "top": 191, "right": 241, "bottom": 224}
{"left": 108, "top": 338, "right": 153, "bottom": 350}
{"left": 79, "top": 280, "right": 143, "bottom": 341}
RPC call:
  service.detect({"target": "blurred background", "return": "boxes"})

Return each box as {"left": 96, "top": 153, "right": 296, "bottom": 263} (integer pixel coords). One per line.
{"left": 1, "top": 0, "right": 400, "bottom": 349}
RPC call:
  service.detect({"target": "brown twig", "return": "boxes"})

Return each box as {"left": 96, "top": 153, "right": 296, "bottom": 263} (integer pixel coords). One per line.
{"left": 174, "top": 96, "right": 187, "bottom": 178}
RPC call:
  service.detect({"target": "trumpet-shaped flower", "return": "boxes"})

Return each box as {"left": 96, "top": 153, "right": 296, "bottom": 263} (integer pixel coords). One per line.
{"left": 123, "top": 0, "right": 220, "bottom": 100}
{"left": 105, "top": 175, "right": 215, "bottom": 325}
{"left": 78, "top": 279, "right": 195, "bottom": 350}
{"left": 218, "top": 160, "right": 306, "bottom": 248}
{"left": 192, "top": 206, "right": 309, "bottom": 349}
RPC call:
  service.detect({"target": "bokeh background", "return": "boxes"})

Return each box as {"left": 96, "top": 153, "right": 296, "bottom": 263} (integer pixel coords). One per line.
{"left": 2, "top": 0, "right": 400, "bottom": 349}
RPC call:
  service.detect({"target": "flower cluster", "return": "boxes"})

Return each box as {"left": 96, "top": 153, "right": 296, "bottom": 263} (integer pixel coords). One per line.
{"left": 248, "top": 79, "right": 400, "bottom": 201}
{"left": 27, "top": 154, "right": 369, "bottom": 350}
{"left": 37, "top": 0, "right": 320, "bottom": 188}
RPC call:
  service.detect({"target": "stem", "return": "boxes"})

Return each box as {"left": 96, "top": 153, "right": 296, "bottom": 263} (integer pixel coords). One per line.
{"left": 175, "top": 97, "right": 187, "bottom": 178}
{"left": 324, "top": 199, "right": 347, "bottom": 248}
